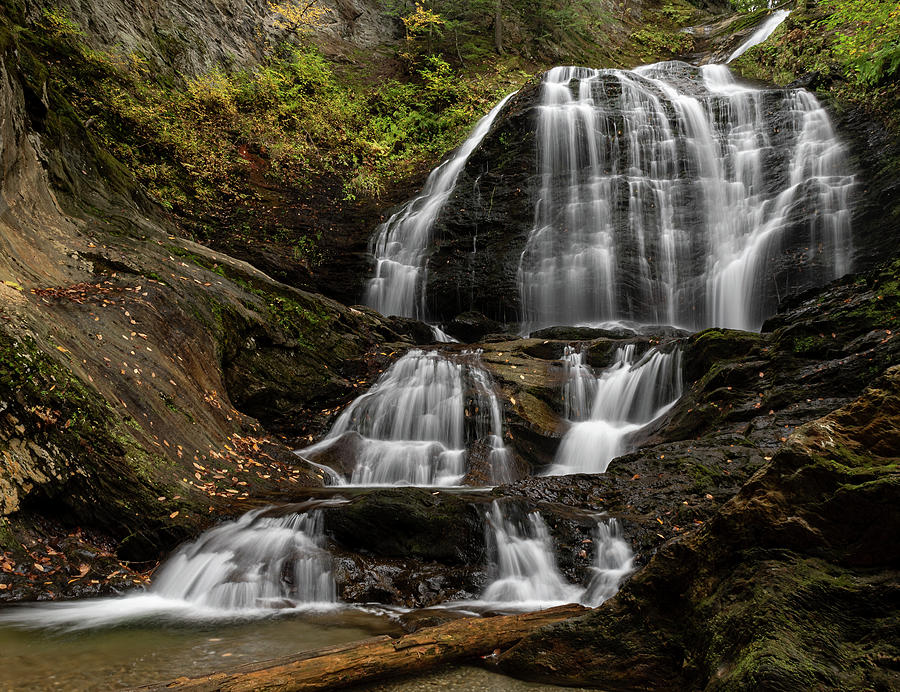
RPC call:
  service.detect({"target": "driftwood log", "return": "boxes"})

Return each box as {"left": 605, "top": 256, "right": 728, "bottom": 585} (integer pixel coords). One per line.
{"left": 139, "top": 604, "right": 587, "bottom": 691}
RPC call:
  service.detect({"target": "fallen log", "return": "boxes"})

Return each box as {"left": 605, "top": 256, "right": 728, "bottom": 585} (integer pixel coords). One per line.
{"left": 139, "top": 603, "right": 588, "bottom": 691}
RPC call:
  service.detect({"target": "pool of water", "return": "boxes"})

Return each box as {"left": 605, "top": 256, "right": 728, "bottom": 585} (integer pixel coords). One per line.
{"left": 0, "top": 607, "right": 399, "bottom": 690}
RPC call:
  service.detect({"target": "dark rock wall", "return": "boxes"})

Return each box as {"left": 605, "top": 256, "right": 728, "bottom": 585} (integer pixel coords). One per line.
{"left": 498, "top": 365, "right": 900, "bottom": 690}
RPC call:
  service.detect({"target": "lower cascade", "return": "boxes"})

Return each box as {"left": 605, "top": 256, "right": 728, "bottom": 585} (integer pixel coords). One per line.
{"left": 550, "top": 345, "right": 683, "bottom": 475}
{"left": 480, "top": 502, "right": 633, "bottom": 608}
{"left": 0, "top": 507, "right": 339, "bottom": 630}
{"left": 299, "top": 349, "right": 513, "bottom": 486}
{"left": 150, "top": 508, "right": 337, "bottom": 610}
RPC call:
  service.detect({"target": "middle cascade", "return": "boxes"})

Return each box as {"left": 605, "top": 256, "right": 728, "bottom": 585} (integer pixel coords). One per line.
{"left": 549, "top": 345, "right": 683, "bottom": 475}
{"left": 298, "top": 349, "right": 513, "bottom": 486}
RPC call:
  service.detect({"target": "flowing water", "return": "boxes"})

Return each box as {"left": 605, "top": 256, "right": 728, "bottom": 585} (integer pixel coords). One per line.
{"left": 299, "top": 349, "right": 513, "bottom": 486}
{"left": 480, "top": 503, "right": 585, "bottom": 609}
{"left": 0, "top": 506, "right": 342, "bottom": 632}
{"left": 364, "top": 93, "right": 516, "bottom": 320}
{"left": 549, "top": 345, "right": 683, "bottom": 475}
{"left": 517, "top": 61, "right": 852, "bottom": 333}
{"left": 472, "top": 502, "right": 633, "bottom": 611}
{"left": 582, "top": 519, "right": 634, "bottom": 606}
{"left": 727, "top": 10, "right": 791, "bottom": 63}
{"left": 561, "top": 345, "right": 599, "bottom": 421}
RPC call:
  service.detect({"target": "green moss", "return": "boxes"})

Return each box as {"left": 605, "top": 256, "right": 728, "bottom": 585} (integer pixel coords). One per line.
{"left": 731, "top": 2, "right": 900, "bottom": 134}
{"left": 700, "top": 556, "right": 886, "bottom": 690}
{"left": 791, "top": 335, "right": 827, "bottom": 355}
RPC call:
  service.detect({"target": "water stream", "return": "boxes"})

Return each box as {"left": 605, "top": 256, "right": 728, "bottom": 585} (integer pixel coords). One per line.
{"left": 518, "top": 61, "right": 852, "bottom": 333}
{"left": 299, "top": 349, "right": 513, "bottom": 486}
{"left": 364, "top": 94, "right": 516, "bottom": 320}
{"left": 475, "top": 502, "right": 633, "bottom": 610}
{"left": 549, "top": 345, "right": 683, "bottom": 475}
{"left": 0, "top": 506, "right": 342, "bottom": 632}
{"left": 727, "top": 10, "right": 791, "bottom": 63}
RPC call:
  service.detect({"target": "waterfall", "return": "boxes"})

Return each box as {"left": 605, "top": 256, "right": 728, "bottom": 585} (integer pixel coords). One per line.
{"left": 581, "top": 519, "right": 634, "bottom": 606}
{"left": 299, "top": 349, "right": 513, "bottom": 486}
{"left": 0, "top": 507, "right": 339, "bottom": 630}
{"left": 150, "top": 508, "right": 337, "bottom": 610}
{"left": 480, "top": 503, "right": 584, "bottom": 607}
{"left": 549, "top": 345, "right": 682, "bottom": 475}
{"left": 561, "top": 345, "right": 598, "bottom": 421}
{"left": 468, "top": 356, "right": 516, "bottom": 484}
{"left": 364, "top": 93, "right": 516, "bottom": 320}
{"left": 517, "top": 61, "right": 852, "bottom": 333}
{"left": 478, "top": 503, "right": 633, "bottom": 608}
{"left": 727, "top": 10, "right": 790, "bottom": 63}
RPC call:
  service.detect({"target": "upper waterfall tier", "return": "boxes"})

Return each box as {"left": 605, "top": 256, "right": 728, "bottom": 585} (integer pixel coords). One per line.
{"left": 381, "top": 61, "right": 853, "bottom": 332}
{"left": 518, "top": 62, "right": 852, "bottom": 332}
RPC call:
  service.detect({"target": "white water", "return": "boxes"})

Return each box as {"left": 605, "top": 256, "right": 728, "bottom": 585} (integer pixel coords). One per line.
{"left": 468, "top": 358, "right": 517, "bottom": 484}
{"left": 518, "top": 61, "right": 852, "bottom": 333}
{"left": 561, "top": 345, "right": 598, "bottom": 421}
{"left": 476, "top": 502, "right": 633, "bottom": 610}
{"left": 299, "top": 349, "right": 513, "bottom": 486}
{"left": 364, "top": 93, "right": 516, "bottom": 320}
{"left": 548, "top": 345, "right": 682, "bottom": 475}
{"left": 727, "top": 10, "right": 790, "bottom": 63}
{"left": 582, "top": 519, "right": 634, "bottom": 606}
{"left": 0, "top": 508, "right": 339, "bottom": 630}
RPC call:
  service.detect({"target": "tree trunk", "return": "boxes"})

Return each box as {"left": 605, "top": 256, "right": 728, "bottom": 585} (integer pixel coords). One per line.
{"left": 494, "top": 0, "right": 503, "bottom": 54}
{"left": 138, "top": 604, "right": 587, "bottom": 691}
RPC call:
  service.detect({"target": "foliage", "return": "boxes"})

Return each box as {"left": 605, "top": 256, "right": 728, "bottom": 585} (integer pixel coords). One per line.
{"left": 31, "top": 7, "right": 522, "bottom": 217}
{"left": 731, "top": 0, "right": 900, "bottom": 126}
{"left": 402, "top": 2, "right": 446, "bottom": 38}
{"left": 630, "top": 26, "right": 693, "bottom": 59}
{"left": 822, "top": 0, "right": 900, "bottom": 86}
{"left": 269, "top": 0, "right": 332, "bottom": 33}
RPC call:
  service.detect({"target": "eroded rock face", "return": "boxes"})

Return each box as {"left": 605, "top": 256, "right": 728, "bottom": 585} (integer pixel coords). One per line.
{"left": 0, "top": 21, "right": 421, "bottom": 598}
{"left": 497, "top": 367, "right": 900, "bottom": 690}
{"left": 25, "top": 0, "right": 396, "bottom": 78}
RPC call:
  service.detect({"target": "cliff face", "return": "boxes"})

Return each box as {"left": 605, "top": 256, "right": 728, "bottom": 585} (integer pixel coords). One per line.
{"left": 0, "top": 16, "right": 419, "bottom": 596}
{"left": 22, "top": 0, "right": 396, "bottom": 77}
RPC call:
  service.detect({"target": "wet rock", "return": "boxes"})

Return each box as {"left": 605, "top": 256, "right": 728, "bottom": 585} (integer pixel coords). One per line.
{"left": 332, "top": 553, "right": 484, "bottom": 608}
{"left": 445, "top": 311, "right": 503, "bottom": 344}
{"left": 321, "top": 488, "right": 488, "bottom": 565}
{"left": 498, "top": 367, "right": 900, "bottom": 690}
{"left": 530, "top": 326, "right": 634, "bottom": 340}
{"left": 396, "top": 608, "right": 472, "bottom": 633}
